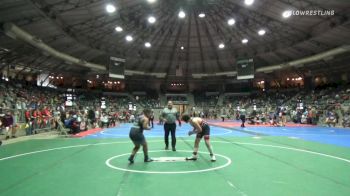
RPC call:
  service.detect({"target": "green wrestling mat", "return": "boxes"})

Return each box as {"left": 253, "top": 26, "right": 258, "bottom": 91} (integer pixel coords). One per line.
{"left": 0, "top": 136, "right": 350, "bottom": 196}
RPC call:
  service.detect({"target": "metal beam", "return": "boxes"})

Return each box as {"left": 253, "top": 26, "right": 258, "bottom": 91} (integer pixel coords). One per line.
{"left": 193, "top": 9, "right": 207, "bottom": 73}
{"left": 165, "top": 17, "right": 184, "bottom": 77}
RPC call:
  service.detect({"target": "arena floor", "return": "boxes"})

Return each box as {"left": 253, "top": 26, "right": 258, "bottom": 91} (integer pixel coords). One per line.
{"left": 1, "top": 121, "right": 350, "bottom": 196}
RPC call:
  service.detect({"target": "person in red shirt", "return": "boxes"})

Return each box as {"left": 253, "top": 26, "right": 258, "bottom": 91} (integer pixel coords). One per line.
{"left": 25, "top": 108, "right": 34, "bottom": 135}
{"left": 33, "top": 108, "right": 43, "bottom": 131}
{"left": 41, "top": 106, "right": 51, "bottom": 127}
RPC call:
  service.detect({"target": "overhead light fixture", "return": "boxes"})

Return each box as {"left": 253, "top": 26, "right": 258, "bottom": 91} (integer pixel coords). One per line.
{"left": 282, "top": 10, "right": 292, "bottom": 18}
{"left": 145, "top": 42, "right": 151, "bottom": 48}
{"left": 115, "top": 26, "right": 123, "bottom": 32}
{"left": 228, "top": 18, "right": 236, "bottom": 26}
{"left": 244, "top": 0, "right": 255, "bottom": 6}
{"left": 258, "top": 29, "right": 266, "bottom": 36}
{"left": 105, "top": 4, "right": 116, "bottom": 13}
{"left": 126, "top": 35, "right": 133, "bottom": 42}
{"left": 148, "top": 16, "right": 156, "bottom": 24}
{"left": 178, "top": 10, "right": 186, "bottom": 18}
{"left": 242, "top": 38, "right": 248, "bottom": 44}
{"left": 147, "top": 0, "right": 157, "bottom": 3}
{"left": 180, "top": 46, "right": 184, "bottom": 50}
{"left": 218, "top": 43, "right": 225, "bottom": 49}
{"left": 198, "top": 13, "right": 205, "bottom": 18}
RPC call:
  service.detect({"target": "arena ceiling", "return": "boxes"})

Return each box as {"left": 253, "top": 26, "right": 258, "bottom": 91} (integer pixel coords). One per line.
{"left": 0, "top": 0, "right": 350, "bottom": 78}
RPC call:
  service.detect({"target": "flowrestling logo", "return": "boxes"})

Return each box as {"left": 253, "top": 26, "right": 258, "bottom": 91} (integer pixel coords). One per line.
{"left": 286, "top": 10, "right": 335, "bottom": 16}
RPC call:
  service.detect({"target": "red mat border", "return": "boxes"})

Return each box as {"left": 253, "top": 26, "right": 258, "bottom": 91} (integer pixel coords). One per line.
{"left": 73, "top": 128, "right": 103, "bottom": 137}
{"left": 208, "top": 122, "right": 316, "bottom": 128}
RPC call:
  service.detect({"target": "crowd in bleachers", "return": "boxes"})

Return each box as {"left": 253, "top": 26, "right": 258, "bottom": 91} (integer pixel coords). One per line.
{"left": 137, "top": 95, "right": 161, "bottom": 109}
{"left": 193, "top": 85, "right": 350, "bottom": 128}
{"left": 166, "top": 96, "right": 187, "bottom": 102}
{"left": 0, "top": 80, "right": 140, "bottom": 139}
{"left": 1, "top": 79, "right": 349, "bottom": 141}
{"left": 194, "top": 94, "right": 218, "bottom": 107}
{"left": 287, "top": 85, "right": 350, "bottom": 127}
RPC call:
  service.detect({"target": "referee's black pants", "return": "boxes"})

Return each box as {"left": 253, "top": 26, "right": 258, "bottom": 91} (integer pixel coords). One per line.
{"left": 164, "top": 123, "right": 176, "bottom": 148}
{"left": 240, "top": 115, "right": 246, "bottom": 127}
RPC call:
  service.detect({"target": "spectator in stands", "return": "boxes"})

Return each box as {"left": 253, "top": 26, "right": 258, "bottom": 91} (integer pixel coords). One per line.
{"left": 33, "top": 108, "right": 42, "bottom": 131}
{"left": 100, "top": 112, "right": 109, "bottom": 128}
{"left": 301, "top": 110, "right": 308, "bottom": 124}
{"left": 79, "top": 110, "right": 88, "bottom": 131}
{"left": 310, "top": 107, "right": 317, "bottom": 125}
{"left": 281, "top": 107, "right": 287, "bottom": 126}
{"left": 0, "top": 112, "right": 2, "bottom": 146}
{"left": 64, "top": 115, "right": 80, "bottom": 134}
{"left": 342, "top": 112, "right": 350, "bottom": 128}
{"left": 86, "top": 107, "right": 95, "bottom": 128}
{"left": 95, "top": 108, "right": 101, "bottom": 128}
{"left": 325, "top": 110, "right": 337, "bottom": 127}
{"left": 0, "top": 112, "right": 5, "bottom": 135}
{"left": 25, "top": 108, "right": 34, "bottom": 135}
{"left": 149, "top": 111, "right": 154, "bottom": 128}
{"left": 108, "top": 110, "right": 116, "bottom": 127}
{"left": 129, "top": 113, "right": 136, "bottom": 123}
{"left": 158, "top": 110, "right": 163, "bottom": 125}
{"left": 3, "top": 111, "right": 15, "bottom": 139}
{"left": 296, "top": 109, "right": 302, "bottom": 124}
{"left": 16, "top": 99, "right": 23, "bottom": 122}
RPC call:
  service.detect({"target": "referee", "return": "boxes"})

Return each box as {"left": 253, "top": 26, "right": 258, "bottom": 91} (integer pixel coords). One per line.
{"left": 161, "top": 101, "right": 181, "bottom": 151}
{"left": 239, "top": 108, "right": 246, "bottom": 128}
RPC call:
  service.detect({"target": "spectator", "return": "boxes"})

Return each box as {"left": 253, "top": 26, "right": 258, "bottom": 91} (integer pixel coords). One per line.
{"left": 325, "top": 111, "right": 337, "bottom": 127}
{"left": 3, "top": 111, "right": 15, "bottom": 139}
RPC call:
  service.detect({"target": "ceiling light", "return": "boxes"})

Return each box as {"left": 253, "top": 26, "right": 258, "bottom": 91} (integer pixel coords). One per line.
{"left": 244, "top": 0, "right": 254, "bottom": 6}
{"left": 105, "top": 4, "right": 116, "bottom": 13}
{"left": 126, "top": 35, "right": 133, "bottom": 42}
{"left": 145, "top": 42, "right": 151, "bottom": 48}
{"left": 115, "top": 26, "right": 123, "bottom": 32}
{"left": 242, "top": 38, "right": 248, "bottom": 44}
{"left": 218, "top": 43, "right": 225, "bottom": 49}
{"left": 178, "top": 11, "right": 186, "bottom": 18}
{"left": 258, "top": 29, "right": 266, "bottom": 35}
{"left": 180, "top": 46, "right": 184, "bottom": 50}
{"left": 148, "top": 16, "right": 156, "bottom": 24}
{"left": 282, "top": 10, "right": 292, "bottom": 18}
{"left": 198, "top": 13, "right": 205, "bottom": 18}
{"left": 147, "top": 0, "right": 157, "bottom": 3}
{"left": 228, "top": 18, "right": 236, "bottom": 26}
